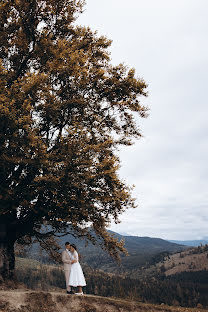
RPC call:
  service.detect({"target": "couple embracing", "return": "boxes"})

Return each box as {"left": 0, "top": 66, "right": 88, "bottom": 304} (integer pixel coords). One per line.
{"left": 62, "top": 242, "right": 86, "bottom": 295}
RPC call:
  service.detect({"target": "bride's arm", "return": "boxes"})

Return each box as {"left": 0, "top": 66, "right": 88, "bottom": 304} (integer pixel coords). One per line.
{"left": 71, "top": 259, "right": 77, "bottom": 264}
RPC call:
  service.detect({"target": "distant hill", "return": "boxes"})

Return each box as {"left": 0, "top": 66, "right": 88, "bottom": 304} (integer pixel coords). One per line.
{"left": 161, "top": 245, "right": 208, "bottom": 276}
{"left": 169, "top": 239, "right": 208, "bottom": 247}
{"left": 136, "top": 244, "right": 208, "bottom": 279}
{"left": 25, "top": 229, "right": 186, "bottom": 273}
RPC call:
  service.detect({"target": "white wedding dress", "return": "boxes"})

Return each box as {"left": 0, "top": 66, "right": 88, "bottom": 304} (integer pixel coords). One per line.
{"left": 69, "top": 250, "right": 86, "bottom": 287}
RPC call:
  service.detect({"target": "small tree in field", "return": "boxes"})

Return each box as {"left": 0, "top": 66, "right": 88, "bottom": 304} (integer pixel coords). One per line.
{"left": 0, "top": 0, "right": 148, "bottom": 283}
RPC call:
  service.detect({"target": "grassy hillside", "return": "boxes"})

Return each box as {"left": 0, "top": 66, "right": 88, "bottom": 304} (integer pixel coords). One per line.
{"left": 14, "top": 239, "right": 208, "bottom": 308}
{"left": 140, "top": 244, "right": 208, "bottom": 277}
{"left": 15, "top": 256, "right": 208, "bottom": 308}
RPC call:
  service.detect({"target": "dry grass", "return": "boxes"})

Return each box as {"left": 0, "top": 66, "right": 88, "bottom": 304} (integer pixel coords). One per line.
{"left": 0, "top": 290, "right": 207, "bottom": 312}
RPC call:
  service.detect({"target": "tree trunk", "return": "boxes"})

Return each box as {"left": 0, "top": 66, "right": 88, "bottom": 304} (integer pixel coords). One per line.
{"left": 0, "top": 222, "right": 16, "bottom": 283}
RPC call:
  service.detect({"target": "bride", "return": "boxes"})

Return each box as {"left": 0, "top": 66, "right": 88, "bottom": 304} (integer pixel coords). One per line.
{"left": 69, "top": 244, "right": 86, "bottom": 295}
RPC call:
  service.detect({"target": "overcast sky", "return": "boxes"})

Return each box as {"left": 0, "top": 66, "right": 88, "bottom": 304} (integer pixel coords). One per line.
{"left": 77, "top": 0, "right": 208, "bottom": 240}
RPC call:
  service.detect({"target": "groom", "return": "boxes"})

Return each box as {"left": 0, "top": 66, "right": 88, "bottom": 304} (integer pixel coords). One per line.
{"left": 62, "top": 242, "right": 74, "bottom": 294}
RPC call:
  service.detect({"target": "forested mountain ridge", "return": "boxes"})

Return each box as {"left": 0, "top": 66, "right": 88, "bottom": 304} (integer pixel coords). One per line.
{"left": 169, "top": 239, "right": 208, "bottom": 246}
{"left": 23, "top": 229, "right": 187, "bottom": 272}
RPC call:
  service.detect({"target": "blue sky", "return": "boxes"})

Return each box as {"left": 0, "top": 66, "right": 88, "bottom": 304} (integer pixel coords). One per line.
{"left": 77, "top": 0, "right": 208, "bottom": 240}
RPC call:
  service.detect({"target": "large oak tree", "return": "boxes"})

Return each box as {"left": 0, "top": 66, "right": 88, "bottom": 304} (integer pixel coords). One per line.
{"left": 0, "top": 0, "right": 148, "bottom": 283}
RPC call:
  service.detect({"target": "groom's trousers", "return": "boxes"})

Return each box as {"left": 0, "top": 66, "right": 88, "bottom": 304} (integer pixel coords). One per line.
{"left": 62, "top": 250, "right": 72, "bottom": 291}
{"left": 64, "top": 269, "right": 71, "bottom": 289}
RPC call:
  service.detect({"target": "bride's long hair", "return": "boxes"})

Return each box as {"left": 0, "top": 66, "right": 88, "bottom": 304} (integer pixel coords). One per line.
{"left": 70, "top": 244, "right": 77, "bottom": 251}
{"left": 70, "top": 244, "right": 82, "bottom": 260}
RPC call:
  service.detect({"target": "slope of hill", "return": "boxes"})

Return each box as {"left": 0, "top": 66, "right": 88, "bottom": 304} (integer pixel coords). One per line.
{"left": 24, "top": 229, "right": 186, "bottom": 273}
{"left": 157, "top": 245, "right": 208, "bottom": 276}
{"left": 133, "top": 244, "right": 208, "bottom": 278}
{"left": 0, "top": 290, "right": 206, "bottom": 312}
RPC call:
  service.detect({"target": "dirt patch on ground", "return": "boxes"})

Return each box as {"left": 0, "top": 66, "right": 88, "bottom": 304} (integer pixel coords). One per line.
{"left": 0, "top": 290, "right": 207, "bottom": 312}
